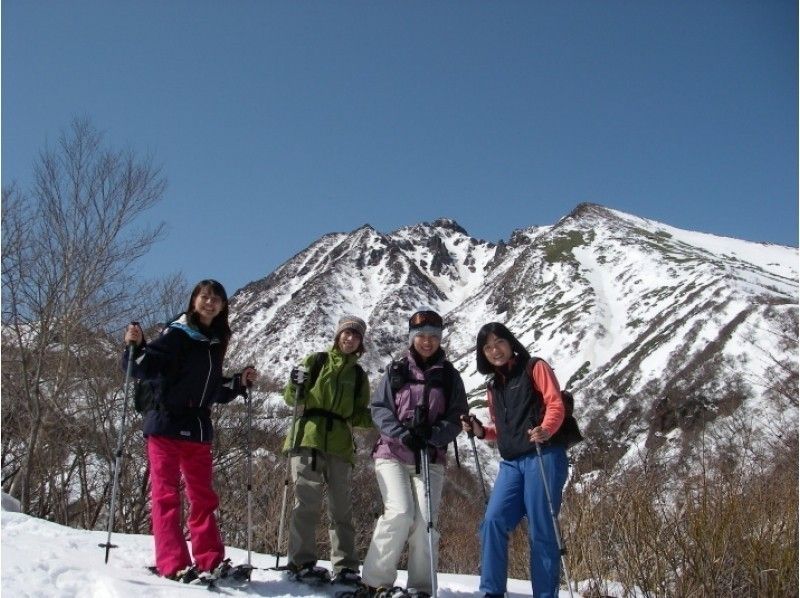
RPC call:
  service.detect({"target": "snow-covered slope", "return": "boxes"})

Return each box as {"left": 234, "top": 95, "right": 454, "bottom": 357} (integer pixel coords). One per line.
{"left": 0, "top": 496, "right": 557, "bottom": 598}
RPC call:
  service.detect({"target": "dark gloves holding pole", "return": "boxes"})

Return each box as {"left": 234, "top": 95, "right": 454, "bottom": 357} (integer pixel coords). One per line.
{"left": 234, "top": 365, "right": 258, "bottom": 396}
{"left": 124, "top": 322, "right": 144, "bottom": 348}
{"left": 290, "top": 365, "right": 308, "bottom": 386}
{"left": 402, "top": 431, "right": 428, "bottom": 452}
{"left": 402, "top": 420, "right": 433, "bottom": 451}
{"left": 460, "top": 414, "right": 486, "bottom": 439}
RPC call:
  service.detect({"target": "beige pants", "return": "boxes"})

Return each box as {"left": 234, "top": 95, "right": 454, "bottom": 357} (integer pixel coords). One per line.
{"left": 361, "top": 458, "right": 444, "bottom": 593}
{"left": 288, "top": 448, "right": 358, "bottom": 572}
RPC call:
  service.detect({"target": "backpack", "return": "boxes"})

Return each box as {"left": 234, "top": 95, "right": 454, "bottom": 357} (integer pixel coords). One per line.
{"left": 387, "top": 355, "right": 457, "bottom": 401}
{"left": 557, "top": 389, "right": 584, "bottom": 448}
{"left": 132, "top": 378, "right": 158, "bottom": 414}
{"left": 386, "top": 355, "right": 461, "bottom": 465}
{"left": 305, "top": 351, "right": 365, "bottom": 405}
{"left": 130, "top": 315, "right": 179, "bottom": 415}
{"left": 529, "top": 358, "right": 584, "bottom": 448}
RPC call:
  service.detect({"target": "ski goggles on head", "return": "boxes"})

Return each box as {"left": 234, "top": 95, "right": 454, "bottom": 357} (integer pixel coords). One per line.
{"left": 409, "top": 310, "right": 443, "bottom": 330}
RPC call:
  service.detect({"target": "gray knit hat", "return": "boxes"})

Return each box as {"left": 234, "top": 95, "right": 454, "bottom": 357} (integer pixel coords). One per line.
{"left": 335, "top": 315, "right": 367, "bottom": 338}
{"left": 408, "top": 309, "right": 443, "bottom": 345}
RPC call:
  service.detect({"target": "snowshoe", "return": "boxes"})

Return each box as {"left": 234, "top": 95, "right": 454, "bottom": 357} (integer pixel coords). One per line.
{"left": 289, "top": 562, "right": 331, "bottom": 585}
{"left": 373, "top": 586, "right": 412, "bottom": 598}
{"left": 213, "top": 559, "right": 233, "bottom": 578}
{"left": 195, "top": 570, "right": 222, "bottom": 592}
{"left": 199, "top": 559, "right": 253, "bottom": 590}
{"left": 335, "top": 585, "right": 372, "bottom": 598}
{"left": 331, "top": 567, "right": 363, "bottom": 586}
{"left": 166, "top": 565, "right": 201, "bottom": 584}
{"left": 210, "top": 558, "right": 252, "bottom": 582}
{"left": 226, "top": 563, "right": 254, "bottom": 583}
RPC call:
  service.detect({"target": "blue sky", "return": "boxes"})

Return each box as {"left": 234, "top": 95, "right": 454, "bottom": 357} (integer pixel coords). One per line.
{"left": 3, "top": 1, "right": 797, "bottom": 294}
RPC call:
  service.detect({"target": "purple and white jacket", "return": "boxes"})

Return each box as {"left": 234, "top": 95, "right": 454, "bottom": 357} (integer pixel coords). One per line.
{"left": 370, "top": 349, "right": 467, "bottom": 466}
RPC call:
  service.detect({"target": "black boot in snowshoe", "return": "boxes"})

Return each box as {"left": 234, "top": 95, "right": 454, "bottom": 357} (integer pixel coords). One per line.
{"left": 292, "top": 562, "right": 331, "bottom": 584}
{"left": 204, "top": 558, "right": 252, "bottom": 587}
{"left": 332, "top": 567, "right": 363, "bottom": 586}
{"left": 167, "top": 565, "right": 201, "bottom": 584}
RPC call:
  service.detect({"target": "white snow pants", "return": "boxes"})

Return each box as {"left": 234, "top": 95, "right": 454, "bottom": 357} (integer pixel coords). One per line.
{"left": 361, "top": 458, "right": 444, "bottom": 594}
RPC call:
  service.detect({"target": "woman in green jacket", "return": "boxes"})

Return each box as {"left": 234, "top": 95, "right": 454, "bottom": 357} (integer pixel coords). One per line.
{"left": 282, "top": 315, "right": 373, "bottom": 585}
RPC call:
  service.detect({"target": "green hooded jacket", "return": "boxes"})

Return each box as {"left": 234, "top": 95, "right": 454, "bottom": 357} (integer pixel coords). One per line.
{"left": 282, "top": 347, "right": 373, "bottom": 463}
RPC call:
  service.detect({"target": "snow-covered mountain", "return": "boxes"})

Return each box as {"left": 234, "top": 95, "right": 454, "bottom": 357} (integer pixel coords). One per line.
{"left": 228, "top": 203, "right": 798, "bottom": 472}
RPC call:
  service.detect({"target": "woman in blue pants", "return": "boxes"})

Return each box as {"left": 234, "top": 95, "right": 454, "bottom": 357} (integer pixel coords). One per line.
{"left": 462, "top": 322, "right": 569, "bottom": 598}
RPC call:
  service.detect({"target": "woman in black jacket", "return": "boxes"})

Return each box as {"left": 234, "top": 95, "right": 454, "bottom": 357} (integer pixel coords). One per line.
{"left": 123, "top": 279, "right": 257, "bottom": 582}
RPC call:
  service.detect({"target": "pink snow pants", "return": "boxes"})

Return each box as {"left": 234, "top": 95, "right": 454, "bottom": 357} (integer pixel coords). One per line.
{"left": 147, "top": 436, "right": 224, "bottom": 576}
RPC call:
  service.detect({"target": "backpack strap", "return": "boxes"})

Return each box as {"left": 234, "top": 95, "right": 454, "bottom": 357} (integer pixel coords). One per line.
{"left": 300, "top": 408, "right": 349, "bottom": 430}
{"left": 389, "top": 355, "right": 459, "bottom": 464}
{"left": 293, "top": 353, "right": 365, "bottom": 460}
{"left": 292, "top": 352, "right": 328, "bottom": 455}
{"left": 306, "top": 351, "right": 328, "bottom": 389}
{"left": 352, "top": 363, "right": 364, "bottom": 404}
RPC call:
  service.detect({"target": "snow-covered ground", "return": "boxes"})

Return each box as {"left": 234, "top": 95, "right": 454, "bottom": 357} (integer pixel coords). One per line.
{"left": 1, "top": 494, "right": 575, "bottom": 598}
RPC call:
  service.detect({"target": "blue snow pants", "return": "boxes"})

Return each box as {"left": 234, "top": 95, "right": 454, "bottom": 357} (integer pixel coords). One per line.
{"left": 479, "top": 444, "right": 568, "bottom": 598}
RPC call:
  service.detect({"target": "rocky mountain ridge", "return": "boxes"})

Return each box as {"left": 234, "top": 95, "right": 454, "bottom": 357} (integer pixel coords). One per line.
{"left": 228, "top": 203, "right": 798, "bottom": 473}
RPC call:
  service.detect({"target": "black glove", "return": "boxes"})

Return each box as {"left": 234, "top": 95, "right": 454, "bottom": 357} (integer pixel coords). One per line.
{"left": 401, "top": 432, "right": 428, "bottom": 452}
{"left": 411, "top": 421, "right": 432, "bottom": 441}
{"left": 461, "top": 414, "right": 485, "bottom": 439}
{"left": 232, "top": 373, "right": 247, "bottom": 398}
{"left": 230, "top": 366, "right": 256, "bottom": 398}
{"left": 290, "top": 366, "right": 308, "bottom": 386}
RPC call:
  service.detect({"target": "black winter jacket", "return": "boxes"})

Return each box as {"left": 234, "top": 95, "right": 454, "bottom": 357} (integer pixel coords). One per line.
{"left": 121, "top": 314, "right": 243, "bottom": 443}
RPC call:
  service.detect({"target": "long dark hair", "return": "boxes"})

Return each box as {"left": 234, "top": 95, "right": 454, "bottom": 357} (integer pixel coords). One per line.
{"left": 186, "top": 279, "right": 232, "bottom": 352}
{"left": 475, "top": 322, "right": 531, "bottom": 375}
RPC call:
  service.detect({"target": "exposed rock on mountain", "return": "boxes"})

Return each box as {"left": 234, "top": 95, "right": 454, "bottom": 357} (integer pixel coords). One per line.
{"left": 229, "top": 204, "right": 798, "bottom": 472}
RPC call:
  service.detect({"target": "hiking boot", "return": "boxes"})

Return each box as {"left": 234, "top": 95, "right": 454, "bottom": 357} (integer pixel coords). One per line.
{"left": 332, "top": 567, "right": 362, "bottom": 585}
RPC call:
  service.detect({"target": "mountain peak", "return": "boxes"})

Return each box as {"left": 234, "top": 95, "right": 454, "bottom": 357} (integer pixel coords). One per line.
{"left": 428, "top": 218, "right": 468, "bottom": 235}
{"left": 560, "top": 202, "right": 613, "bottom": 224}
{"left": 228, "top": 208, "right": 798, "bottom": 478}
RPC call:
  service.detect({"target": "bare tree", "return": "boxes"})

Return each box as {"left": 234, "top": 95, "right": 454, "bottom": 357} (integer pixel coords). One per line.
{"left": 1, "top": 118, "right": 166, "bottom": 513}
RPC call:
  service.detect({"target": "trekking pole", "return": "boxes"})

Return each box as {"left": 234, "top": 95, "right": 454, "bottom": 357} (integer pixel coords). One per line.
{"left": 467, "top": 426, "right": 488, "bottom": 505}
{"left": 413, "top": 401, "right": 437, "bottom": 598}
{"left": 99, "top": 331, "right": 137, "bottom": 563}
{"left": 534, "top": 442, "right": 574, "bottom": 598}
{"left": 275, "top": 375, "right": 304, "bottom": 568}
{"left": 419, "top": 447, "right": 438, "bottom": 598}
{"left": 244, "top": 379, "right": 254, "bottom": 573}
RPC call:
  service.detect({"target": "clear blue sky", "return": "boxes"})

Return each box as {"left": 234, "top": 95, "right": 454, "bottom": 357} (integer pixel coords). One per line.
{"left": 3, "top": 1, "right": 797, "bottom": 294}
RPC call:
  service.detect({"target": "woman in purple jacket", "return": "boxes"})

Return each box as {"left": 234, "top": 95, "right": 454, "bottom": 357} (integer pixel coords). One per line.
{"left": 361, "top": 310, "right": 467, "bottom": 597}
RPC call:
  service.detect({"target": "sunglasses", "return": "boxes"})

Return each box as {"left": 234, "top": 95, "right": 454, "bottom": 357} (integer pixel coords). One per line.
{"left": 410, "top": 310, "right": 443, "bottom": 328}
